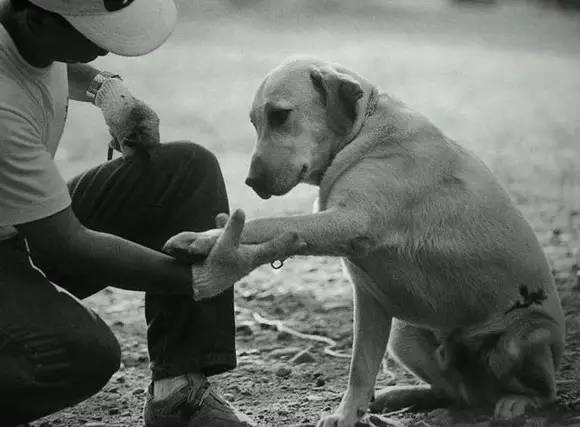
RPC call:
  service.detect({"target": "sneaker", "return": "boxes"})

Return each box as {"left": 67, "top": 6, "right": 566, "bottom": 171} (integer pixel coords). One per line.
{"left": 143, "top": 376, "right": 255, "bottom": 427}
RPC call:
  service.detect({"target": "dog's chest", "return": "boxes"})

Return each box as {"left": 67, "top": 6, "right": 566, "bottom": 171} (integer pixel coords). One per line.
{"left": 343, "top": 253, "right": 433, "bottom": 322}
{"left": 343, "top": 251, "right": 494, "bottom": 329}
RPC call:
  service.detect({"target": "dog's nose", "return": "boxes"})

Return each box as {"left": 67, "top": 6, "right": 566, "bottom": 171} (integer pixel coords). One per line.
{"left": 245, "top": 175, "right": 260, "bottom": 189}
{"left": 246, "top": 156, "right": 267, "bottom": 189}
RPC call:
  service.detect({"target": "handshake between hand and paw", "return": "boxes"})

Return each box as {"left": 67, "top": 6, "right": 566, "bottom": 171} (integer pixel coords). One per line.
{"left": 162, "top": 209, "right": 306, "bottom": 302}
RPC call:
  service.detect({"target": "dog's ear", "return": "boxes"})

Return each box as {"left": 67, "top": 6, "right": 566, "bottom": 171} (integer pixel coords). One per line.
{"left": 310, "top": 66, "right": 364, "bottom": 136}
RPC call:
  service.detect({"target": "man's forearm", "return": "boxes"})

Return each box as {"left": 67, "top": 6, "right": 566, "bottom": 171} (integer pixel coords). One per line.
{"left": 67, "top": 63, "right": 101, "bottom": 102}
{"left": 32, "top": 227, "right": 193, "bottom": 295}
{"left": 80, "top": 228, "right": 193, "bottom": 294}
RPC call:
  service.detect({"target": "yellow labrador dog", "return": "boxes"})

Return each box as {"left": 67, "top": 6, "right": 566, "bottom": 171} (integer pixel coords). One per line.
{"left": 165, "top": 57, "right": 565, "bottom": 426}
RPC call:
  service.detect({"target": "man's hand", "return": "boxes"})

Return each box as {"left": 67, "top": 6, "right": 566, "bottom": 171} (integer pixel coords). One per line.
{"left": 180, "top": 209, "right": 306, "bottom": 301}
{"left": 162, "top": 213, "right": 229, "bottom": 261}
{"left": 96, "top": 79, "right": 160, "bottom": 157}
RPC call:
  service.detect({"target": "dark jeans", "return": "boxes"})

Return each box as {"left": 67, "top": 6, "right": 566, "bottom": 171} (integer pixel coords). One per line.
{"left": 0, "top": 142, "right": 236, "bottom": 425}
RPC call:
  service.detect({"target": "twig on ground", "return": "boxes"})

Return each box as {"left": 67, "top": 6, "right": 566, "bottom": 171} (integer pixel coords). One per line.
{"left": 365, "top": 413, "right": 408, "bottom": 427}
{"left": 251, "top": 311, "right": 351, "bottom": 359}
{"left": 380, "top": 406, "right": 414, "bottom": 417}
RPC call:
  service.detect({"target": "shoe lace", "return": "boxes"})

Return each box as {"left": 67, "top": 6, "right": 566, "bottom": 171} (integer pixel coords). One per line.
{"left": 178, "top": 380, "right": 212, "bottom": 419}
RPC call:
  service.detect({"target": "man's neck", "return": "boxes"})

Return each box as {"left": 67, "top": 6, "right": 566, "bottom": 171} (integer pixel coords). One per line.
{"left": 0, "top": 6, "right": 54, "bottom": 68}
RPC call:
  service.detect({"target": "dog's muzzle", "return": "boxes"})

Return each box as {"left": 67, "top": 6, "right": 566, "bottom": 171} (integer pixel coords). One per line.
{"left": 245, "top": 176, "right": 272, "bottom": 199}
{"left": 246, "top": 156, "right": 273, "bottom": 199}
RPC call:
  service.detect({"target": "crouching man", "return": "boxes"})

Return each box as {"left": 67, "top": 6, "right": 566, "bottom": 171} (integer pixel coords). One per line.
{"left": 0, "top": 0, "right": 302, "bottom": 425}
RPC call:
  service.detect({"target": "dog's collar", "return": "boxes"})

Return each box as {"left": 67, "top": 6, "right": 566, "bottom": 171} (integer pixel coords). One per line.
{"left": 318, "top": 87, "right": 381, "bottom": 209}
{"left": 335, "top": 86, "right": 380, "bottom": 155}
{"left": 365, "top": 87, "right": 380, "bottom": 117}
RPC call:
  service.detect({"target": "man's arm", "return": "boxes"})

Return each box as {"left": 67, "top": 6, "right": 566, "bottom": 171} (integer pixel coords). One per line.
{"left": 67, "top": 63, "right": 160, "bottom": 155}
{"left": 67, "top": 63, "right": 101, "bottom": 102}
{"left": 17, "top": 206, "right": 193, "bottom": 295}
{"left": 17, "top": 207, "right": 304, "bottom": 301}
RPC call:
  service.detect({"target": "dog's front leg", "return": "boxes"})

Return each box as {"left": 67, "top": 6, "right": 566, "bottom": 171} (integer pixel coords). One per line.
{"left": 242, "top": 209, "right": 378, "bottom": 257}
{"left": 318, "top": 275, "right": 392, "bottom": 427}
{"left": 165, "top": 208, "right": 378, "bottom": 260}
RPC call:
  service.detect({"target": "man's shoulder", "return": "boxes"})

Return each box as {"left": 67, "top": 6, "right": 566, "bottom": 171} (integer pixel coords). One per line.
{"left": 0, "top": 76, "right": 43, "bottom": 156}
{"left": 0, "top": 71, "right": 43, "bottom": 129}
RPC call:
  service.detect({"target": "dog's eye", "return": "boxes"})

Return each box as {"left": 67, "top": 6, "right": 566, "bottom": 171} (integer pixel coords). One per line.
{"left": 268, "top": 109, "right": 291, "bottom": 127}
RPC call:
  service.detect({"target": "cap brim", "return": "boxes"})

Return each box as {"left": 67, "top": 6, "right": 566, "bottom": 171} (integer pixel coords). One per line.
{"left": 63, "top": 0, "right": 177, "bottom": 57}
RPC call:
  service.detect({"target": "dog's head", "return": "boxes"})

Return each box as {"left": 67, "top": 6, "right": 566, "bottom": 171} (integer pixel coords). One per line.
{"left": 246, "top": 57, "right": 376, "bottom": 199}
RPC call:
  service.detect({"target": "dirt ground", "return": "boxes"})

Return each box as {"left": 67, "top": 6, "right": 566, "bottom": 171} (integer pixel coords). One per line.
{"left": 32, "top": 1, "right": 580, "bottom": 426}
{"left": 33, "top": 226, "right": 580, "bottom": 427}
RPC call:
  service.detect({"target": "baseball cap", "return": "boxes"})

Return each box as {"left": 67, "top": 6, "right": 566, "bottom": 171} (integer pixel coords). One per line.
{"left": 29, "top": 0, "right": 178, "bottom": 57}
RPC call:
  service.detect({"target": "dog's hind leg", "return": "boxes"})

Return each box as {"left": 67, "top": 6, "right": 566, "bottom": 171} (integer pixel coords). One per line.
{"left": 489, "top": 310, "right": 563, "bottom": 419}
{"left": 370, "top": 319, "right": 460, "bottom": 413}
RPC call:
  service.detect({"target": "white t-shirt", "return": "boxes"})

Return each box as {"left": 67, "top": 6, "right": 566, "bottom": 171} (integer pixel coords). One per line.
{"left": 0, "top": 25, "right": 70, "bottom": 241}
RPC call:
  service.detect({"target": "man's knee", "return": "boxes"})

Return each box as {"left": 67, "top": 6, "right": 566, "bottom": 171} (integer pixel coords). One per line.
{"left": 84, "top": 322, "right": 121, "bottom": 386}
{"left": 153, "top": 141, "right": 229, "bottom": 219}
{"left": 1, "top": 316, "right": 120, "bottom": 423}
{"left": 148, "top": 141, "right": 226, "bottom": 201}
{"left": 68, "top": 318, "right": 121, "bottom": 398}
{"left": 157, "top": 141, "right": 222, "bottom": 182}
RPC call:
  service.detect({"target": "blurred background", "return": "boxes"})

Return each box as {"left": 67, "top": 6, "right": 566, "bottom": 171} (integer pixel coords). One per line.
{"left": 57, "top": 0, "right": 580, "bottom": 224}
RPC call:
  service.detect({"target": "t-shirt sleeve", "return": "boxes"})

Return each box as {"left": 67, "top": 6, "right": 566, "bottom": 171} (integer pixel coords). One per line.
{"left": 0, "top": 107, "right": 71, "bottom": 226}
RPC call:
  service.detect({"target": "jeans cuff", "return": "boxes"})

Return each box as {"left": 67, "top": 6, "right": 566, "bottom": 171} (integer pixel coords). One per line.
{"left": 150, "top": 353, "right": 237, "bottom": 380}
